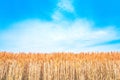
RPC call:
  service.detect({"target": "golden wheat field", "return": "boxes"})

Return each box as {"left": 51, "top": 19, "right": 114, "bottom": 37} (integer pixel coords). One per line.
{"left": 0, "top": 52, "right": 120, "bottom": 80}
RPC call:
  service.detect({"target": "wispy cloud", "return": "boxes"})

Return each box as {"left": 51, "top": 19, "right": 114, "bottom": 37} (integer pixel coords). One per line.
{"left": 0, "top": 0, "right": 120, "bottom": 52}
{"left": 52, "top": 0, "right": 76, "bottom": 21}
{"left": 57, "top": 0, "right": 74, "bottom": 12}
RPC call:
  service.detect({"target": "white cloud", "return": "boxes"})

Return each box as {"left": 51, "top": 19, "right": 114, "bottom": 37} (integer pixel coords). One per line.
{"left": 0, "top": 19, "right": 119, "bottom": 52}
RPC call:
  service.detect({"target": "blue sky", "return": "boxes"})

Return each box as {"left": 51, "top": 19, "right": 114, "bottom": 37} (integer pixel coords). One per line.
{"left": 0, "top": 0, "right": 120, "bottom": 52}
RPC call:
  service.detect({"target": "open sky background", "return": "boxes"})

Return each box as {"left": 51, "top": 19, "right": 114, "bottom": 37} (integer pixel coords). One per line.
{"left": 0, "top": 0, "right": 120, "bottom": 52}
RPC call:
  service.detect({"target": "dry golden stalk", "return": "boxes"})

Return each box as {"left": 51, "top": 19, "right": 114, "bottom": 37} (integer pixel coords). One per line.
{"left": 0, "top": 52, "right": 120, "bottom": 80}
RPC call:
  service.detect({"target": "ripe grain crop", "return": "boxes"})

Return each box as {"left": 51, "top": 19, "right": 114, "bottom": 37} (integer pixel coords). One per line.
{"left": 0, "top": 52, "right": 120, "bottom": 80}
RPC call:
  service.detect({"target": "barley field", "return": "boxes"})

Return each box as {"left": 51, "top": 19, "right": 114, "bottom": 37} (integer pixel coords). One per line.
{"left": 0, "top": 52, "right": 120, "bottom": 80}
